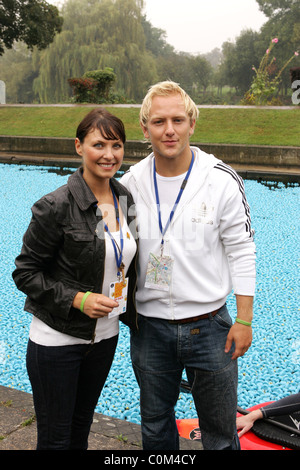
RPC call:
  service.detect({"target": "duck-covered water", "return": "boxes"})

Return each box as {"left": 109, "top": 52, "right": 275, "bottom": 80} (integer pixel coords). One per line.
{"left": 0, "top": 163, "right": 299, "bottom": 423}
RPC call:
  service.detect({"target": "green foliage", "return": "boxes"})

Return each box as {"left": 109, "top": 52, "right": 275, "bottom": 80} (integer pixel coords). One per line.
{"left": 0, "top": 42, "right": 39, "bottom": 102}
{"left": 0, "top": 0, "right": 299, "bottom": 104}
{"left": 256, "top": 0, "right": 300, "bottom": 87}
{"left": 0, "top": 0, "right": 63, "bottom": 55}
{"left": 256, "top": 0, "right": 299, "bottom": 18}
{"left": 219, "top": 1, "right": 300, "bottom": 96}
{"left": 68, "top": 77, "right": 98, "bottom": 103}
{"left": 68, "top": 68, "right": 116, "bottom": 103}
{"left": 220, "top": 30, "right": 262, "bottom": 93}
{"left": 31, "top": 0, "right": 157, "bottom": 103}
{"left": 191, "top": 56, "right": 213, "bottom": 96}
{"left": 243, "top": 37, "right": 299, "bottom": 104}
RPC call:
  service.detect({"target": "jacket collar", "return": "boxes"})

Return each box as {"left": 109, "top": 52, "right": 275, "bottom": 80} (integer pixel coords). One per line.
{"left": 67, "top": 167, "right": 98, "bottom": 211}
{"left": 67, "top": 167, "right": 129, "bottom": 212}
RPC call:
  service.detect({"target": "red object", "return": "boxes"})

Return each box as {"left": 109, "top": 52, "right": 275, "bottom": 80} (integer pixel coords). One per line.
{"left": 176, "top": 418, "right": 201, "bottom": 441}
{"left": 176, "top": 402, "right": 292, "bottom": 450}
{"left": 237, "top": 402, "right": 291, "bottom": 451}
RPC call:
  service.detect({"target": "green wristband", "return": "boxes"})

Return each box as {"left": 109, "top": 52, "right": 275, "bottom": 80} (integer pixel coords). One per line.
{"left": 80, "top": 291, "right": 92, "bottom": 313}
{"left": 236, "top": 318, "right": 252, "bottom": 327}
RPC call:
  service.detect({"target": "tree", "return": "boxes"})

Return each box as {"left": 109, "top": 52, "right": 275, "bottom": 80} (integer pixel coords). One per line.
{"left": 0, "top": 42, "right": 38, "bottom": 102}
{"left": 33, "top": 0, "right": 157, "bottom": 103}
{"left": 155, "top": 51, "right": 196, "bottom": 97}
{"left": 255, "top": 0, "right": 300, "bottom": 94}
{"left": 220, "top": 30, "right": 261, "bottom": 93}
{"left": 256, "top": 0, "right": 299, "bottom": 17}
{"left": 0, "top": 0, "right": 63, "bottom": 55}
{"left": 204, "top": 48, "right": 223, "bottom": 69}
{"left": 141, "top": 15, "right": 174, "bottom": 57}
{"left": 191, "top": 55, "right": 213, "bottom": 97}
{"left": 256, "top": 0, "right": 300, "bottom": 51}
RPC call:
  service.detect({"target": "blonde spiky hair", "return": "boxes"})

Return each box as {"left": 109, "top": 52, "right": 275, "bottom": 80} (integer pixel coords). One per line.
{"left": 140, "top": 81, "right": 199, "bottom": 127}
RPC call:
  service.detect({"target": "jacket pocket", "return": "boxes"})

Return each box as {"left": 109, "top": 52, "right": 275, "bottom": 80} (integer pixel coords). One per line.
{"left": 63, "top": 230, "right": 95, "bottom": 265}
{"left": 61, "top": 278, "right": 95, "bottom": 292}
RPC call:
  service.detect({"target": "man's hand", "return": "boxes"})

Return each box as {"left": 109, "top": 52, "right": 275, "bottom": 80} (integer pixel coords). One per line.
{"left": 225, "top": 322, "right": 252, "bottom": 360}
{"left": 225, "top": 294, "right": 253, "bottom": 360}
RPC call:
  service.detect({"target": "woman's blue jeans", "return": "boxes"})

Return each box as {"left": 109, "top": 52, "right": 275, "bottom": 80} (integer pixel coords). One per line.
{"left": 26, "top": 335, "right": 118, "bottom": 450}
{"left": 131, "top": 305, "right": 240, "bottom": 450}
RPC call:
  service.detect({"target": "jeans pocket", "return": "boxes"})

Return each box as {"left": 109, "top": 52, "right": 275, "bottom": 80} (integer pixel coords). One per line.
{"left": 213, "top": 305, "right": 233, "bottom": 329}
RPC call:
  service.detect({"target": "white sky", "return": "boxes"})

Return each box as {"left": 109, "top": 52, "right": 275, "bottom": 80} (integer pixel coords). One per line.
{"left": 49, "top": 0, "right": 267, "bottom": 54}
{"left": 143, "top": 0, "right": 267, "bottom": 54}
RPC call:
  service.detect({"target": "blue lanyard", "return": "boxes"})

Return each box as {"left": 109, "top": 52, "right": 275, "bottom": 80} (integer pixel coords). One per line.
{"left": 103, "top": 183, "right": 124, "bottom": 276}
{"left": 153, "top": 151, "right": 194, "bottom": 253}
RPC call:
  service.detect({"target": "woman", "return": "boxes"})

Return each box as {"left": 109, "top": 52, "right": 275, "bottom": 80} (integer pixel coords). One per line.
{"left": 12, "top": 108, "right": 137, "bottom": 450}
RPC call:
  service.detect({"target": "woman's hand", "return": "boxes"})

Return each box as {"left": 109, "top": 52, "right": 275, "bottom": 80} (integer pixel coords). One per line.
{"left": 236, "top": 409, "right": 263, "bottom": 437}
{"left": 73, "top": 292, "right": 118, "bottom": 318}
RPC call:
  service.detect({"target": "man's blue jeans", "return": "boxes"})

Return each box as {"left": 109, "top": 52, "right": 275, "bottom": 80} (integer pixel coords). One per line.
{"left": 131, "top": 305, "right": 240, "bottom": 450}
{"left": 26, "top": 335, "right": 118, "bottom": 450}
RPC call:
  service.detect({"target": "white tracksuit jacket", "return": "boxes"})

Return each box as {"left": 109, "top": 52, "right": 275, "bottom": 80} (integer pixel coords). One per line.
{"left": 120, "top": 146, "right": 256, "bottom": 320}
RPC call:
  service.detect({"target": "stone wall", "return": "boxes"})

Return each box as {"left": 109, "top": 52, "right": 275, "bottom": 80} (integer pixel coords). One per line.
{"left": 0, "top": 135, "right": 299, "bottom": 169}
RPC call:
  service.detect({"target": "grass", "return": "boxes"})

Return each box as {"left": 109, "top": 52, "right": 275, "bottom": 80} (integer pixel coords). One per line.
{"left": 0, "top": 106, "right": 299, "bottom": 146}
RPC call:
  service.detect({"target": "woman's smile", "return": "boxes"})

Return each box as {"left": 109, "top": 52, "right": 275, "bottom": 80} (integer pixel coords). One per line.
{"left": 75, "top": 128, "right": 124, "bottom": 185}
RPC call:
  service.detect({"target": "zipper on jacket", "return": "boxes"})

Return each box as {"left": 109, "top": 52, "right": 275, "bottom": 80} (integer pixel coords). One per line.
{"left": 133, "top": 236, "right": 139, "bottom": 331}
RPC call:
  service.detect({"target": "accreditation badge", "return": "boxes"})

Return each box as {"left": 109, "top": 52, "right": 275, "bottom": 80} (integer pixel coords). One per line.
{"left": 145, "top": 252, "right": 174, "bottom": 292}
{"left": 108, "top": 278, "right": 128, "bottom": 318}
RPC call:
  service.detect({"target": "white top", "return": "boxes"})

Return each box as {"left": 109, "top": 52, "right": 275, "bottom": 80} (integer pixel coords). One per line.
{"left": 29, "top": 216, "right": 136, "bottom": 346}
{"left": 155, "top": 172, "right": 186, "bottom": 228}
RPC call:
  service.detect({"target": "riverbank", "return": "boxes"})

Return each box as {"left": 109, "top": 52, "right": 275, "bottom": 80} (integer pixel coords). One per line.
{"left": 0, "top": 105, "right": 299, "bottom": 146}
{"left": 0, "top": 136, "right": 299, "bottom": 182}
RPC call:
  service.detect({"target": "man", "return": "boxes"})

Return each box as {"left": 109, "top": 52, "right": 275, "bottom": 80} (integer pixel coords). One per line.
{"left": 120, "top": 81, "right": 256, "bottom": 450}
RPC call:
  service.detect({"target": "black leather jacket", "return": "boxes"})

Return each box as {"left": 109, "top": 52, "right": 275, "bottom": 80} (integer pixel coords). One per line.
{"left": 12, "top": 168, "right": 138, "bottom": 340}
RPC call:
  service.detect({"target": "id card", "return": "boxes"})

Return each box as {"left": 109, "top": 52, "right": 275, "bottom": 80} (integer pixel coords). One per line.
{"left": 145, "top": 253, "right": 174, "bottom": 291}
{"left": 108, "top": 278, "right": 128, "bottom": 318}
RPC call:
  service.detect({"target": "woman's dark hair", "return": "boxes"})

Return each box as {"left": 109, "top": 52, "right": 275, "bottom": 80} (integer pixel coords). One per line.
{"left": 76, "top": 108, "right": 126, "bottom": 144}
